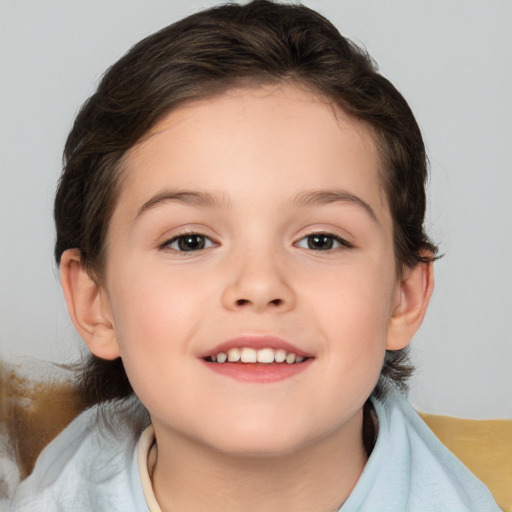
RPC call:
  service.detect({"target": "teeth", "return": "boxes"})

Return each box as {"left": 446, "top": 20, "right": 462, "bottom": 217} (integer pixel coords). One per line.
{"left": 285, "top": 353, "right": 296, "bottom": 364}
{"left": 227, "top": 348, "right": 241, "bottom": 362}
{"left": 208, "top": 348, "right": 307, "bottom": 364}
{"left": 240, "top": 348, "right": 257, "bottom": 363}
{"left": 274, "top": 349, "right": 286, "bottom": 363}
{"left": 257, "top": 348, "right": 274, "bottom": 363}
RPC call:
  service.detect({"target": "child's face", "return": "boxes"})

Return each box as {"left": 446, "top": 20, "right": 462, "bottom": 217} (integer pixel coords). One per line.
{"left": 100, "top": 84, "right": 404, "bottom": 455}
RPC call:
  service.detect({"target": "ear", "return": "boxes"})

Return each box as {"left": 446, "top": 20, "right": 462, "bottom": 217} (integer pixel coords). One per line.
{"left": 59, "top": 249, "right": 121, "bottom": 360}
{"left": 386, "top": 258, "right": 434, "bottom": 350}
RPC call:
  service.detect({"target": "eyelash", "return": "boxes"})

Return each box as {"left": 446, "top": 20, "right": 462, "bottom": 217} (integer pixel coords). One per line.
{"left": 295, "top": 233, "right": 353, "bottom": 251}
{"left": 160, "top": 232, "right": 217, "bottom": 253}
{"left": 159, "top": 231, "right": 353, "bottom": 254}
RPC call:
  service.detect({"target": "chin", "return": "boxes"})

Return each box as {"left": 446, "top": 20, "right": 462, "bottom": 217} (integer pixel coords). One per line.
{"left": 197, "top": 420, "right": 317, "bottom": 459}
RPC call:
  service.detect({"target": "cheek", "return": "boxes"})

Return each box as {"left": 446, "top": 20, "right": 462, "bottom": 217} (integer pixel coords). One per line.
{"left": 107, "top": 267, "right": 201, "bottom": 361}
{"left": 311, "top": 261, "right": 396, "bottom": 335}
{"left": 107, "top": 273, "right": 200, "bottom": 408}
{"left": 306, "top": 260, "right": 395, "bottom": 384}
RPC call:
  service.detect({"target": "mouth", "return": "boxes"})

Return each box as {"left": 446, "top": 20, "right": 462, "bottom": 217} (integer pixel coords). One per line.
{"left": 204, "top": 347, "right": 307, "bottom": 365}
{"left": 200, "top": 336, "right": 313, "bottom": 382}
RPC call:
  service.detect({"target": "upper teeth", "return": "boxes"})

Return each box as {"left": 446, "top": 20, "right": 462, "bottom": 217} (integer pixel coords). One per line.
{"left": 209, "top": 347, "right": 305, "bottom": 364}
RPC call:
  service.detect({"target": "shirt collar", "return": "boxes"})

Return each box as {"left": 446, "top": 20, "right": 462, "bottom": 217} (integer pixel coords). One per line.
{"left": 137, "top": 424, "right": 162, "bottom": 512}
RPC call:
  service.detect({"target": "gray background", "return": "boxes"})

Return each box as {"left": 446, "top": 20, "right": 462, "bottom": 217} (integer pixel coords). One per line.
{"left": 1, "top": 0, "right": 510, "bottom": 419}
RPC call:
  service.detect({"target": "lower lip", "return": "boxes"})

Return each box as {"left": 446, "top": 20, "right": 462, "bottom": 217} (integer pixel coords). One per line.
{"left": 201, "top": 359, "right": 313, "bottom": 383}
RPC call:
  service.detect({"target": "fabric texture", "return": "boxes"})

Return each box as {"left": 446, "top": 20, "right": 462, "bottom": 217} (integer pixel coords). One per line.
{"left": 340, "top": 393, "right": 500, "bottom": 511}
{"left": 7, "top": 398, "right": 149, "bottom": 512}
{"left": 7, "top": 392, "right": 500, "bottom": 512}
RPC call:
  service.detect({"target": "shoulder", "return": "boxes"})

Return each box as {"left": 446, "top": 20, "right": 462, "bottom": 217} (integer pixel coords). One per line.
{"left": 341, "top": 391, "right": 501, "bottom": 512}
{"left": 7, "top": 398, "right": 150, "bottom": 512}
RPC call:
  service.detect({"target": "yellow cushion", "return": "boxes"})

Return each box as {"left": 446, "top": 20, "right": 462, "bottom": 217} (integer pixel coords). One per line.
{"left": 419, "top": 412, "right": 512, "bottom": 512}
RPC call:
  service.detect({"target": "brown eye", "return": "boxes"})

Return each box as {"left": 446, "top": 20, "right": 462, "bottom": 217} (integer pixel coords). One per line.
{"left": 164, "top": 234, "right": 214, "bottom": 252}
{"left": 296, "top": 233, "right": 352, "bottom": 251}
{"left": 307, "top": 234, "right": 334, "bottom": 250}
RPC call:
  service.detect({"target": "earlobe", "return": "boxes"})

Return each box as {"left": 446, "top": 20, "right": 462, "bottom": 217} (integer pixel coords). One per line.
{"left": 59, "top": 249, "right": 121, "bottom": 360}
{"left": 386, "top": 259, "right": 434, "bottom": 351}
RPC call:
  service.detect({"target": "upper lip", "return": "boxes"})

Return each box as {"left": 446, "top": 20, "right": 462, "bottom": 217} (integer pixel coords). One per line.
{"left": 198, "top": 335, "right": 314, "bottom": 359}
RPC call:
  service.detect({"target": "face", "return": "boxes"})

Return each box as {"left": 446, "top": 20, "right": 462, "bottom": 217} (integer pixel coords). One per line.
{"left": 101, "top": 84, "right": 403, "bottom": 456}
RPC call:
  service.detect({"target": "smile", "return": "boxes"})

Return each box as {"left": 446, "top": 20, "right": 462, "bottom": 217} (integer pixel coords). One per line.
{"left": 200, "top": 336, "right": 313, "bottom": 383}
{"left": 205, "top": 347, "right": 306, "bottom": 364}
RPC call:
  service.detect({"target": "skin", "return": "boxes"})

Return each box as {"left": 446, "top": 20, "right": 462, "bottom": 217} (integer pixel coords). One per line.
{"left": 61, "top": 84, "right": 433, "bottom": 512}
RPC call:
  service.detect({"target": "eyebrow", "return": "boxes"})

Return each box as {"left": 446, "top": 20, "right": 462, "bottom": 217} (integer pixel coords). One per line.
{"left": 134, "top": 190, "right": 230, "bottom": 221}
{"left": 292, "top": 189, "right": 379, "bottom": 223}
{"left": 134, "top": 188, "right": 378, "bottom": 224}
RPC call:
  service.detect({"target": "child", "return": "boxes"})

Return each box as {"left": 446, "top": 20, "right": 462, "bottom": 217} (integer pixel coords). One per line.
{"left": 7, "top": 1, "right": 500, "bottom": 510}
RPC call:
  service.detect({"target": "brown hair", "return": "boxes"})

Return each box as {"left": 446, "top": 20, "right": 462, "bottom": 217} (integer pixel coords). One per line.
{"left": 54, "top": 0, "right": 437, "bottom": 407}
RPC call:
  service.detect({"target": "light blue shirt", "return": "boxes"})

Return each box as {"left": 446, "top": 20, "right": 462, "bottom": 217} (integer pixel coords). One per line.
{"left": 341, "top": 393, "right": 500, "bottom": 511}
{"left": 7, "top": 392, "right": 500, "bottom": 511}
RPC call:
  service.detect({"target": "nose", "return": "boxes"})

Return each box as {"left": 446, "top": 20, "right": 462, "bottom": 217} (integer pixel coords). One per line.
{"left": 221, "top": 250, "right": 296, "bottom": 313}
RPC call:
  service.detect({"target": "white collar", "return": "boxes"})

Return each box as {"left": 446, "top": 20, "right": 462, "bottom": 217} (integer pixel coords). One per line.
{"left": 137, "top": 424, "right": 162, "bottom": 512}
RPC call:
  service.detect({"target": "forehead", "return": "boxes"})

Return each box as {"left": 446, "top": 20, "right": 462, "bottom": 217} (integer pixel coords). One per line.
{"left": 118, "top": 84, "right": 389, "bottom": 220}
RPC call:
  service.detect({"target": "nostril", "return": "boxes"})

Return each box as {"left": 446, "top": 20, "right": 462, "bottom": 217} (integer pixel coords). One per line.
{"left": 232, "top": 297, "right": 286, "bottom": 309}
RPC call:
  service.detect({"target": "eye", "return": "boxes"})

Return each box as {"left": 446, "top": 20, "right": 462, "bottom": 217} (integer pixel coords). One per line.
{"left": 296, "top": 233, "right": 352, "bottom": 251}
{"left": 162, "top": 233, "right": 216, "bottom": 252}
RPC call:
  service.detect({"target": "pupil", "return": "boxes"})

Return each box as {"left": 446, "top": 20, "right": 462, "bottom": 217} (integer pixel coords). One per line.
{"left": 308, "top": 234, "right": 333, "bottom": 250}
{"left": 178, "top": 235, "right": 205, "bottom": 251}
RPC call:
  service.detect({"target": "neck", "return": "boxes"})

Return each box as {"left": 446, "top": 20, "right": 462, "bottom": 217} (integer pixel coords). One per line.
{"left": 151, "top": 410, "right": 368, "bottom": 512}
